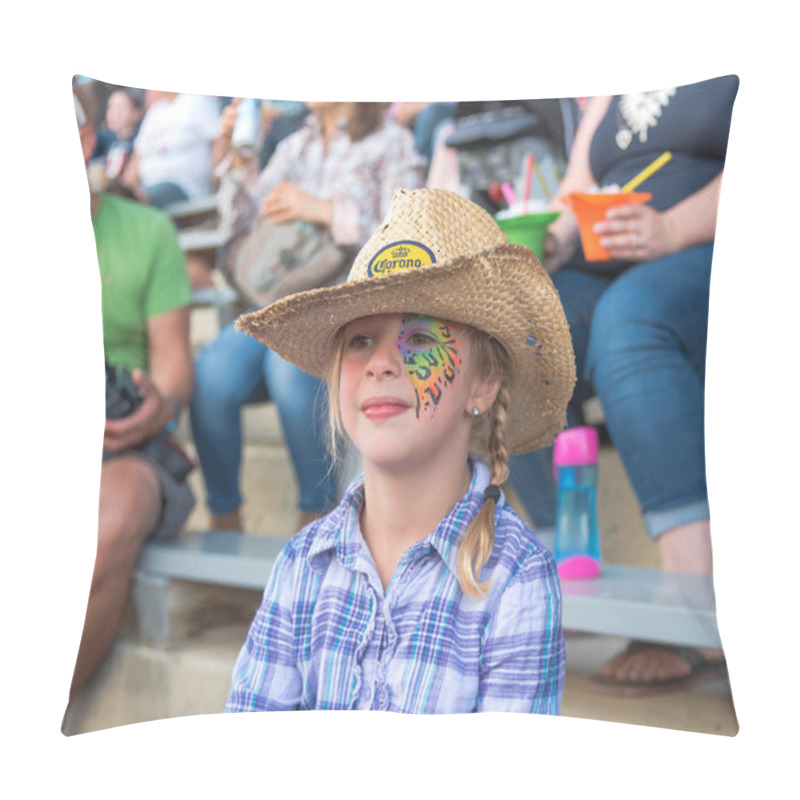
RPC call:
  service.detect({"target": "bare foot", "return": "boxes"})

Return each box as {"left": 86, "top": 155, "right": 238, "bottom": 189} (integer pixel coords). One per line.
{"left": 598, "top": 642, "right": 725, "bottom": 687}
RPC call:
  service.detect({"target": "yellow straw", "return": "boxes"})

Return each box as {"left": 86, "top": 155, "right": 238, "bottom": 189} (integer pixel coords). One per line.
{"left": 532, "top": 159, "right": 552, "bottom": 201}
{"left": 622, "top": 151, "right": 672, "bottom": 193}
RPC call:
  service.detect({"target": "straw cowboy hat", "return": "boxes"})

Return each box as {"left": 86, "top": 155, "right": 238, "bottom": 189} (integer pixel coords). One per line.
{"left": 238, "top": 187, "right": 576, "bottom": 454}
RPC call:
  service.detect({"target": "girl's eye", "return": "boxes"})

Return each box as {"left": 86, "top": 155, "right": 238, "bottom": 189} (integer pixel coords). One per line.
{"left": 407, "top": 331, "right": 438, "bottom": 348}
{"left": 347, "top": 333, "right": 372, "bottom": 350}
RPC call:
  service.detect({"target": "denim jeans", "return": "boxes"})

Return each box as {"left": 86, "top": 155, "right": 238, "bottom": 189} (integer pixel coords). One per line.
{"left": 190, "top": 321, "right": 336, "bottom": 515}
{"left": 509, "top": 244, "right": 713, "bottom": 539}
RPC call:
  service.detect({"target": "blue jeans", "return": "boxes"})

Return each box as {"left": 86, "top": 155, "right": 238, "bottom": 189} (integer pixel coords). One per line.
{"left": 509, "top": 244, "right": 713, "bottom": 539}
{"left": 190, "top": 322, "right": 336, "bottom": 515}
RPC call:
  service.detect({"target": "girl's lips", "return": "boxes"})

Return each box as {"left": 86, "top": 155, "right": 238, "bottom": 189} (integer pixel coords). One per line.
{"left": 361, "top": 397, "right": 410, "bottom": 420}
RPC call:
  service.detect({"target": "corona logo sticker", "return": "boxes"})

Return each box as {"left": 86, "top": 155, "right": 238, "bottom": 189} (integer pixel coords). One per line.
{"left": 366, "top": 240, "right": 436, "bottom": 277}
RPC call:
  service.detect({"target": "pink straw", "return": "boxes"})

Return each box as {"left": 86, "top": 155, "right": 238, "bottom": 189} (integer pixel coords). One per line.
{"left": 524, "top": 153, "right": 534, "bottom": 215}
{"left": 500, "top": 183, "right": 517, "bottom": 208}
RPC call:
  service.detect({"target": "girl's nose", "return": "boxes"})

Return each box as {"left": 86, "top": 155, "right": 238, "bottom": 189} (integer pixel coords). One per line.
{"left": 366, "top": 333, "right": 402, "bottom": 378}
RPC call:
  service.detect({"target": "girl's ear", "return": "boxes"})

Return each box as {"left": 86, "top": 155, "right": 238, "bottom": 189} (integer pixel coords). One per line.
{"left": 468, "top": 376, "right": 501, "bottom": 416}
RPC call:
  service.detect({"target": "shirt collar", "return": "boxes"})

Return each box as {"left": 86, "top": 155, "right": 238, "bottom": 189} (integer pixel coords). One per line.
{"left": 306, "top": 477, "right": 365, "bottom": 573}
{"left": 306, "top": 459, "right": 500, "bottom": 580}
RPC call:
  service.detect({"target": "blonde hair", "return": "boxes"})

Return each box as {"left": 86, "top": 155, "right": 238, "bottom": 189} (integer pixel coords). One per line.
{"left": 456, "top": 328, "right": 513, "bottom": 598}
{"left": 325, "top": 322, "right": 514, "bottom": 599}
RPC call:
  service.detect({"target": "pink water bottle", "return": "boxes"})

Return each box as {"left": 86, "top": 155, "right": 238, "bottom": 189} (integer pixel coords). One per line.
{"left": 553, "top": 426, "right": 601, "bottom": 579}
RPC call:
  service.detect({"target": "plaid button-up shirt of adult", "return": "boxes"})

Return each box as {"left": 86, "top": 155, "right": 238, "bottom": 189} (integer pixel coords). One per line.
{"left": 226, "top": 460, "right": 565, "bottom": 715}
{"left": 216, "top": 112, "right": 425, "bottom": 249}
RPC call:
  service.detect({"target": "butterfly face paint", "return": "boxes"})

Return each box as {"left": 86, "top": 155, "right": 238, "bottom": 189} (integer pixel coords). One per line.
{"left": 397, "top": 315, "right": 462, "bottom": 419}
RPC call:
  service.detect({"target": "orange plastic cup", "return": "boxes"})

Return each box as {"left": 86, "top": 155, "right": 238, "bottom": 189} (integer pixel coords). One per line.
{"left": 562, "top": 191, "right": 652, "bottom": 261}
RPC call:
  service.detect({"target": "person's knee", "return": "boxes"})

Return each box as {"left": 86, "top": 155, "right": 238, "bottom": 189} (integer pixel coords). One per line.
{"left": 97, "top": 460, "right": 161, "bottom": 570}
{"left": 266, "top": 357, "right": 325, "bottom": 418}
{"left": 193, "top": 327, "right": 267, "bottom": 415}
{"left": 585, "top": 278, "right": 668, "bottom": 385}
{"left": 193, "top": 348, "right": 243, "bottom": 413}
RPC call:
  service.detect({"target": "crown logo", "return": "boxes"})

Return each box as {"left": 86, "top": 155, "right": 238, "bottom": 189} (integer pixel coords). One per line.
{"left": 391, "top": 245, "right": 410, "bottom": 258}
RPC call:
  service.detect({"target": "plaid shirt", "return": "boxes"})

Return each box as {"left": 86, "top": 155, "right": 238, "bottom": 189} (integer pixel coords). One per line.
{"left": 218, "top": 113, "right": 424, "bottom": 248}
{"left": 226, "top": 460, "right": 565, "bottom": 715}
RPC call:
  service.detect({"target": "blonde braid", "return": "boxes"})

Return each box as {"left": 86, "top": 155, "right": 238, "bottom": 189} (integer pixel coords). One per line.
{"left": 457, "top": 383, "right": 511, "bottom": 598}
{"left": 487, "top": 383, "right": 510, "bottom": 488}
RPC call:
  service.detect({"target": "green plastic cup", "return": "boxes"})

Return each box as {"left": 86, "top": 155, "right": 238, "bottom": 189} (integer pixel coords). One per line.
{"left": 495, "top": 211, "right": 560, "bottom": 261}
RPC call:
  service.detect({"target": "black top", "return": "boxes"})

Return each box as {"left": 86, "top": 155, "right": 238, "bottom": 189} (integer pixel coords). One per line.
{"left": 569, "top": 75, "right": 739, "bottom": 272}
{"left": 589, "top": 75, "right": 739, "bottom": 211}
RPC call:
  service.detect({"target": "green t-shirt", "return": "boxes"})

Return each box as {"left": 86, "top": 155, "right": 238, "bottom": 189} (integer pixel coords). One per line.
{"left": 93, "top": 193, "right": 192, "bottom": 372}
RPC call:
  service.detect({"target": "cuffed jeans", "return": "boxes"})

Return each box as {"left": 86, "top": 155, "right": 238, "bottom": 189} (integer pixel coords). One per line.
{"left": 510, "top": 244, "right": 713, "bottom": 539}
{"left": 190, "top": 321, "right": 336, "bottom": 516}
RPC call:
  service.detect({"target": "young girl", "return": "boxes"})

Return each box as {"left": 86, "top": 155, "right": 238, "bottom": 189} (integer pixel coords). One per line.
{"left": 225, "top": 187, "right": 576, "bottom": 714}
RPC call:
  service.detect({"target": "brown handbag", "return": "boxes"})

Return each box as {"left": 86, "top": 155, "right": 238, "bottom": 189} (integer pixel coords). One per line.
{"left": 226, "top": 216, "right": 346, "bottom": 309}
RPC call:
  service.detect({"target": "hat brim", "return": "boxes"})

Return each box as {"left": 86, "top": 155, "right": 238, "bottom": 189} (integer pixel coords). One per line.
{"left": 237, "top": 243, "right": 576, "bottom": 454}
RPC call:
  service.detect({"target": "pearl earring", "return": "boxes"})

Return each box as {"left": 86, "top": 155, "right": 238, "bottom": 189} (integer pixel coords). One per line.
{"left": 472, "top": 406, "right": 481, "bottom": 417}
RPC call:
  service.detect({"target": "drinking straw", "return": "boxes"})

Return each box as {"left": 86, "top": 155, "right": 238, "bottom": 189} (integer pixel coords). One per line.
{"left": 526, "top": 152, "right": 553, "bottom": 205}
{"left": 501, "top": 183, "right": 517, "bottom": 207}
{"left": 622, "top": 151, "right": 673, "bottom": 193}
{"left": 523, "top": 154, "right": 534, "bottom": 214}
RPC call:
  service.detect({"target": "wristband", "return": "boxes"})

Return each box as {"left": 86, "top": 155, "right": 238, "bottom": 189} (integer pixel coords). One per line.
{"left": 164, "top": 395, "right": 181, "bottom": 434}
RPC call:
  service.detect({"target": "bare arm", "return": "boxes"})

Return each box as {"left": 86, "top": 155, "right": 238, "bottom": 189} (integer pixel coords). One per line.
{"left": 662, "top": 171, "right": 723, "bottom": 251}
{"left": 146, "top": 305, "right": 194, "bottom": 410}
{"left": 553, "top": 96, "right": 612, "bottom": 201}
{"left": 544, "top": 96, "right": 612, "bottom": 273}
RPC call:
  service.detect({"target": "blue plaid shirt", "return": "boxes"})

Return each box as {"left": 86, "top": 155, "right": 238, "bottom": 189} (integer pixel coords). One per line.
{"left": 226, "top": 460, "right": 565, "bottom": 714}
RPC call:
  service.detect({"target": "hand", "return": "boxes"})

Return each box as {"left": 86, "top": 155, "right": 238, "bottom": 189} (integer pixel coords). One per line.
{"left": 216, "top": 99, "right": 252, "bottom": 169}
{"left": 594, "top": 203, "right": 678, "bottom": 262}
{"left": 103, "top": 369, "right": 172, "bottom": 453}
{"left": 259, "top": 182, "right": 329, "bottom": 226}
{"left": 541, "top": 210, "right": 579, "bottom": 274}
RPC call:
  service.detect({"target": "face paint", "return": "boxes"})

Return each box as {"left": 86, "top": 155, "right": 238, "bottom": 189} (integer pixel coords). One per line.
{"left": 397, "top": 315, "right": 462, "bottom": 419}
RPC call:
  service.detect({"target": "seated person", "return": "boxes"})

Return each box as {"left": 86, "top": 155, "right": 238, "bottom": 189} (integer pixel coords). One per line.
{"left": 119, "top": 91, "right": 222, "bottom": 208}
{"left": 92, "top": 86, "right": 144, "bottom": 192}
{"left": 67, "top": 86, "right": 195, "bottom": 703}
{"left": 508, "top": 76, "right": 738, "bottom": 693}
{"left": 191, "top": 101, "right": 425, "bottom": 534}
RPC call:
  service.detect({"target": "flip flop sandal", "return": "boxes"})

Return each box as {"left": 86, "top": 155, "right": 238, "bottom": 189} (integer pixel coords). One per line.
{"left": 591, "top": 640, "right": 728, "bottom": 696}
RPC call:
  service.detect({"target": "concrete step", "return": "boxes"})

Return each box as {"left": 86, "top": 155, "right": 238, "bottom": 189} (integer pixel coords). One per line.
{"left": 63, "top": 621, "right": 252, "bottom": 734}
